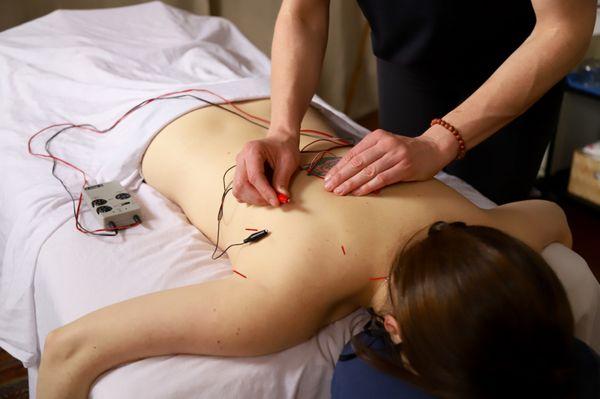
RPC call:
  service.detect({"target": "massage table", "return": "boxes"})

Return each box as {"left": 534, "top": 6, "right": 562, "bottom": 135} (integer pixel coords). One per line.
{"left": 1, "top": 3, "right": 598, "bottom": 398}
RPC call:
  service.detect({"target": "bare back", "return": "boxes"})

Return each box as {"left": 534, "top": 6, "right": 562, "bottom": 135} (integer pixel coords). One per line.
{"left": 141, "top": 99, "right": 495, "bottom": 322}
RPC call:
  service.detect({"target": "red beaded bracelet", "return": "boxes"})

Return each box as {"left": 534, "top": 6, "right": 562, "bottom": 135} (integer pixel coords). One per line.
{"left": 430, "top": 118, "right": 466, "bottom": 160}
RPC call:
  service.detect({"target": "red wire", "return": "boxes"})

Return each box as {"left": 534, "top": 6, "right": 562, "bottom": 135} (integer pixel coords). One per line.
{"left": 232, "top": 269, "right": 248, "bottom": 279}
{"left": 28, "top": 88, "right": 352, "bottom": 234}
{"left": 27, "top": 123, "right": 91, "bottom": 184}
{"left": 156, "top": 88, "right": 348, "bottom": 143}
{"left": 181, "top": 89, "right": 343, "bottom": 141}
{"left": 305, "top": 148, "right": 340, "bottom": 176}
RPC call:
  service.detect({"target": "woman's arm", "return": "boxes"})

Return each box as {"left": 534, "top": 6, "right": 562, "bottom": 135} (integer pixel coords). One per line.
{"left": 36, "top": 276, "right": 330, "bottom": 399}
{"left": 485, "top": 200, "right": 572, "bottom": 252}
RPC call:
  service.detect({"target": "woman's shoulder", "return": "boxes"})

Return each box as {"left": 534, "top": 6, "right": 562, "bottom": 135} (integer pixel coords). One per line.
{"left": 482, "top": 199, "right": 571, "bottom": 251}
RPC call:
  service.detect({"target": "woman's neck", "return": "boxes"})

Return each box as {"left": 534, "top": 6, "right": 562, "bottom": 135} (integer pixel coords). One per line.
{"left": 369, "top": 280, "right": 393, "bottom": 316}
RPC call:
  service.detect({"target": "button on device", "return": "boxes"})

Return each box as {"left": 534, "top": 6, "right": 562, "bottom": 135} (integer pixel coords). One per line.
{"left": 116, "top": 193, "right": 131, "bottom": 200}
{"left": 96, "top": 205, "right": 113, "bottom": 214}
{"left": 91, "top": 199, "right": 107, "bottom": 207}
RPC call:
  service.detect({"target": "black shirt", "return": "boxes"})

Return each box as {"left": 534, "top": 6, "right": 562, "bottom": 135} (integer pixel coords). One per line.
{"left": 356, "top": 0, "right": 535, "bottom": 75}
{"left": 354, "top": 1, "right": 562, "bottom": 204}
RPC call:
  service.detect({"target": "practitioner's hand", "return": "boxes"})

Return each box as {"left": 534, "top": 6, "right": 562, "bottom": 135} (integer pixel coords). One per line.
{"left": 323, "top": 128, "right": 457, "bottom": 196}
{"left": 233, "top": 135, "right": 300, "bottom": 206}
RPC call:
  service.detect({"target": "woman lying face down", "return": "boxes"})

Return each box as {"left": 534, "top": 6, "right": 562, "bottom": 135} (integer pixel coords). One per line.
{"left": 360, "top": 221, "right": 577, "bottom": 399}
{"left": 35, "top": 100, "right": 579, "bottom": 399}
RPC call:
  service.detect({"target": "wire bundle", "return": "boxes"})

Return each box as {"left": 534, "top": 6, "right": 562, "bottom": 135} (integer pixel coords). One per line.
{"left": 28, "top": 88, "right": 353, "bottom": 242}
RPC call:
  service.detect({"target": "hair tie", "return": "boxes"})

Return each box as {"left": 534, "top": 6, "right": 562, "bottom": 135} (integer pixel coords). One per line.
{"left": 428, "top": 221, "right": 466, "bottom": 236}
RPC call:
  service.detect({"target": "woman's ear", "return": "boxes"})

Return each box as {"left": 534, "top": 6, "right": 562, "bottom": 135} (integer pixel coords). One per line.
{"left": 383, "top": 314, "right": 402, "bottom": 344}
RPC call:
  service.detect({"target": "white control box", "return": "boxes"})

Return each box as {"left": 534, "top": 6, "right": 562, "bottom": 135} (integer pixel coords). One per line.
{"left": 82, "top": 181, "right": 141, "bottom": 229}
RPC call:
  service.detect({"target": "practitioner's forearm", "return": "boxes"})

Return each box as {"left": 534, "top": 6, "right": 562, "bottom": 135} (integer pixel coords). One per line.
{"left": 269, "top": 0, "right": 330, "bottom": 140}
{"left": 422, "top": 0, "right": 596, "bottom": 155}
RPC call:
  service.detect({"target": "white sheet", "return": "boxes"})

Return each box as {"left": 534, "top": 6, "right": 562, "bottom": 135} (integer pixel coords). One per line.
{"left": 0, "top": 3, "right": 598, "bottom": 399}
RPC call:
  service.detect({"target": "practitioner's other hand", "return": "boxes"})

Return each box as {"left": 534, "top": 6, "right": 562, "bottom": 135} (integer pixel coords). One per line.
{"left": 233, "top": 135, "right": 300, "bottom": 206}
{"left": 323, "top": 128, "right": 457, "bottom": 196}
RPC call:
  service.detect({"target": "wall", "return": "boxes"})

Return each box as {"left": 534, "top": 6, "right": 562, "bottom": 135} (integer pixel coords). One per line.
{"left": 212, "top": 0, "right": 377, "bottom": 118}
{"left": 548, "top": 11, "right": 600, "bottom": 174}
{"left": 588, "top": 9, "right": 600, "bottom": 58}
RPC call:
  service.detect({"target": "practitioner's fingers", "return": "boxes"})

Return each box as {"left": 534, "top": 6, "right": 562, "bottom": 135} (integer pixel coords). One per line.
{"left": 323, "top": 141, "right": 384, "bottom": 194}
{"left": 324, "top": 131, "right": 379, "bottom": 184}
{"left": 232, "top": 159, "right": 268, "bottom": 206}
{"left": 331, "top": 154, "right": 397, "bottom": 196}
{"left": 351, "top": 163, "right": 407, "bottom": 196}
{"left": 245, "top": 151, "right": 279, "bottom": 207}
{"left": 272, "top": 151, "right": 299, "bottom": 197}
{"left": 325, "top": 129, "right": 452, "bottom": 196}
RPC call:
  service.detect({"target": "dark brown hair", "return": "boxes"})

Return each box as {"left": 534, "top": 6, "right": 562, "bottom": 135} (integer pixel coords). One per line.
{"left": 354, "top": 221, "right": 576, "bottom": 399}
